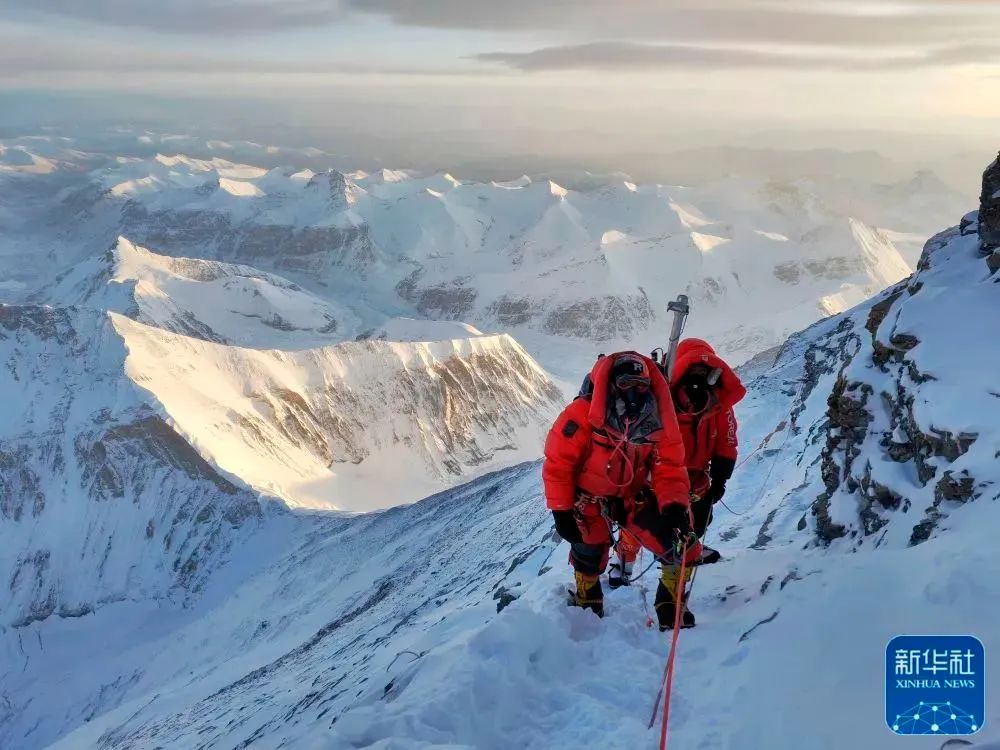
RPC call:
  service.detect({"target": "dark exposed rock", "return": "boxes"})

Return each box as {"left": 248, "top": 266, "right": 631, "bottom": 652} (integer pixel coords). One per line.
{"left": 979, "top": 151, "right": 1000, "bottom": 253}
{"left": 739, "top": 610, "right": 780, "bottom": 642}
{"left": 773, "top": 261, "right": 801, "bottom": 284}
{"left": 889, "top": 333, "right": 919, "bottom": 351}
{"left": 543, "top": 293, "right": 654, "bottom": 340}
{"left": 397, "top": 271, "right": 480, "bottom": 319}
{"left": 828, "top": 378, "right": 872, "bottom": 431}
{"left": 873, "top": 330, "right": 920, "bottom": 371}
{"left": 865, "top": 288, "right": 904, "bottom": 337}
{"left": 416, "top": 282, "right": 478, "bottom": 319}
{"left": 751, "top": 508, "right": 779, "bottom": 549}
{"left": 959, "top": 210, "right": 979, "bottom": 237}
{"left": 789, "top": 317, "right": 854, "bottom": 433}
{"left": 910, "top": 470, "right": 977, "bottom": 546}
{"left": 935, "top": 470, "right": 976, "bottom": 504}
{"left": 779, "top": 570, "right": 803, "bottom": 590}
{"left": 121, "top": 202, "right": 377, "bottom": 277}
{"left": 493, "top": 585, "right": 519, "bottom": 613}
{"left": 857, "top": 465, "right": 903, "bottom": 534}
{"left": 917, "top": 226, "right": 960, "bottom": 271}
{"left": 812, "top": 493, "right": 847, "bottom": 543}
{"left": 909, "top": 515, "right": 940, "bottom": 546}
{"left": 487, "top": 296, "right": 539, "bottom": 327}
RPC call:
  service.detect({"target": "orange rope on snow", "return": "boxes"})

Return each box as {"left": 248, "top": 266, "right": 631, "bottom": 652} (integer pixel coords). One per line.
{"left": 647, "top": 538, "right": 692, "bottom": 750}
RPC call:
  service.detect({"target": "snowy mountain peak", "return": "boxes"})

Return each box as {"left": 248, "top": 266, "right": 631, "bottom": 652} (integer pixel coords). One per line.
{"left": 6, "top": 141, "right": 957, "bottom": 378}
{"left": 306, "top": 168, "right": 363, "bottom": 208}
{"left": 2, "top": 133, "right": 997, "bottom": 750}
{"left": 34, "top": 237, "right": 358, "bottom": 349}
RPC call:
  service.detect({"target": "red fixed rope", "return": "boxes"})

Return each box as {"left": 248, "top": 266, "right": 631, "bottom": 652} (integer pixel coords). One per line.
{"left": 651, "top": 539, "right": 690, "bottom": 750}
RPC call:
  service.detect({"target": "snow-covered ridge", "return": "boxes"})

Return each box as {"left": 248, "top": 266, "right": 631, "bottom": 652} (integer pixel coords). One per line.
{"left": 356, "top": 316, "right": 485, "bottom": 342}
{"left": 35, "top": 236, "right": 359, "bottom": 349}
{"left": 99, "top": 155, "right": 915, "bottom": 374}
{"left": 113, "top": 314, "right": 562, "bottom": 510}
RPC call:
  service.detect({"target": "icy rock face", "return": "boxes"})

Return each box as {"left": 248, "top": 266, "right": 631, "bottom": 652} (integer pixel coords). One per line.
{"left": 305, "top": 168, "right": 362, "bottom": 211}
{"left": 979, "top": 151, "right": 1000, "bottom": 269}
{"left": 802, "top": 222, "right": 995, "bottom": 547}
{"left": 119, "top": 200, "right": 378, "bottom": 277}
{"left": 724, "top": 202, "right": 996, "bottom": 553}
{"left": 0, "top": 305, "right": 263, "bottom": 629}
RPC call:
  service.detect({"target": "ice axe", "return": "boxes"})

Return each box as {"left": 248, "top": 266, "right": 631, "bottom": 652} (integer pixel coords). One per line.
{"left": 660, "top": 294, "right": 690, "bottom": 383}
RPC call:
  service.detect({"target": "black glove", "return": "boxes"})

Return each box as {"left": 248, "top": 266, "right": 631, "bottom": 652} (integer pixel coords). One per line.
{"left": 603, "top": 496, "right": 627, "bottom": 525}
{"left": 703, "top": 480, "right": 726, "bottom": 505}
{"left": 552, "top": 510, "right": 582, "bottom": 544}
{"left": 704, "top": 456, "right": 735, "bottom": 504}
{"left": 634, "top": 501, "right": 691, "bottom": 546}
{"left": 658, "top": 502, "right": 692, "bottom": 539}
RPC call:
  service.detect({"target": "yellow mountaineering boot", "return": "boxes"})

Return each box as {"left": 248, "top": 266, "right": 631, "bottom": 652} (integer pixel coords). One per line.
{"left": 570, "top": 570, "right": 604, "bottom": 617}
{"left": 654, "top": 564, "right": 695, "bottom": 631}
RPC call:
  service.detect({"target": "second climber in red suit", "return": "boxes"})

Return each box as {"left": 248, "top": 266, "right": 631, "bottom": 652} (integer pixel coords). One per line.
{"left": 654, "top": 338, "right": 747, "bottom": 629}
{"left": 542, "top": 351, "right": 697, "bottom": 618}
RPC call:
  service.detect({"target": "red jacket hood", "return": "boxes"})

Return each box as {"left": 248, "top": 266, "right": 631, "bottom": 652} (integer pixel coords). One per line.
{"left": 587, "top": 351, "right": 676, "bottom": 432}
{"left": 671, "top": 338, "right": 746, "bottom": 408}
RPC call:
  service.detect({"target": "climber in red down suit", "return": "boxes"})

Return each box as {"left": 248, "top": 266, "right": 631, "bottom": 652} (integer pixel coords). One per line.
{"left": 542, "top": 351, "right": 698, "bottom": 619}
{"left": 655, "top": 338, "right": 747, "bottom": 628}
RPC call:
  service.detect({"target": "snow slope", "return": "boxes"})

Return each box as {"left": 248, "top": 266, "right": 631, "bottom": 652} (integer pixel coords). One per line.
{"left": 0, "top": 305, "right": 266, "bottom": 634}
{"left": 2, "top": 206, "right": 995, "bottom": 750}
{"left": 357, "top": 316, "right": 485, "bottom": 343}
{"left": 35, "top": 236, "right": 359, "bottom": 349}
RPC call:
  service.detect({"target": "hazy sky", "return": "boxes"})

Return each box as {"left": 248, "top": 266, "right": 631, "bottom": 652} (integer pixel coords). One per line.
{"left": 1, "top": 0, "right": 998, "bottom": 165}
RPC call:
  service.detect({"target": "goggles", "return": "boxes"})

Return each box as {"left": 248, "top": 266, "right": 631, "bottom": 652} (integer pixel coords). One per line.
{"left": 614, "top": 374, "right": 650, "bottom": 392}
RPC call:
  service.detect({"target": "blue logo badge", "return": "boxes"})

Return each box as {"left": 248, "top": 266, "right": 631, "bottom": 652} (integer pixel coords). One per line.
{"left": 886, "top": 635, "right": 985, "bottom": 736}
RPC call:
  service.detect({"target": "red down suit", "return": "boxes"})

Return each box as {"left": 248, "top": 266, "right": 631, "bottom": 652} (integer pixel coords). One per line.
{"left": 542, "top": 352, "right": 692, "bottom": 566}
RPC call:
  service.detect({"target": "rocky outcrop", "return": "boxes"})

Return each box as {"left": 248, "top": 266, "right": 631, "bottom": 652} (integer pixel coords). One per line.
{"left": 980, "top": 151, "right": 1000, "bottom": 255}
{"left": 543, "top": 293, "right": 655, "bottom": 341}
{"left": 806, "top": 180, "right": 994, "bottom": 548}
{"left": 120, "top": 201, "right": 378, "bottom": 277}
